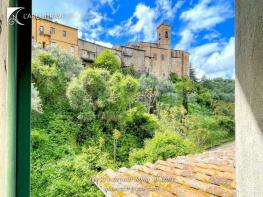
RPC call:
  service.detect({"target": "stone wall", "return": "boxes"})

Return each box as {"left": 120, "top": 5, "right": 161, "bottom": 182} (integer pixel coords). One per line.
{"left": 115, "top": 46, "right": 145, "bottom": 72}
{"left": 0, "top": 0, "right": 8, "bottom": 195}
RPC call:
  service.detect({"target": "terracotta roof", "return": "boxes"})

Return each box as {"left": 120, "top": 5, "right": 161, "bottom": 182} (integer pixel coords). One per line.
{"left": 92, "top": 144, "right": 236, "bottom": 197}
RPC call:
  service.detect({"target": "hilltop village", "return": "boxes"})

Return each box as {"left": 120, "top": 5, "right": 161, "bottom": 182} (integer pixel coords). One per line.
{"left": 32, "top": 17, "right": 190, "bottom": 78}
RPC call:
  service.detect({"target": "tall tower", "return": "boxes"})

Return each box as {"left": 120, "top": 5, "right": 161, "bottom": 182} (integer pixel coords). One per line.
{"left": 157, "top": 23, "right": 171, "bottom": 49}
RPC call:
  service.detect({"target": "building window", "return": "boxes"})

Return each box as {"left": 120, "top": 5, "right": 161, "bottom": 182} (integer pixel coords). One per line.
{"left": 42, "top": 42, "right": 46, "bottom": 48}
{"left": 62, "top": 31, "right": 67, "bottom": 37}
{"left": 50, "top": 27, "right": 55, "bottom": 34}
{"left": 39, "top": 26, "right": 44, "bottom": 34}
{"left": 153, "top": 53, "right": 157, "bottom": 60}
{"left": 51, "top": 42, "right": 56, "bottom": 47}
{"left": 165, "top": 31, "right": 169, "bottom": 38}
{"left": 70, "top": 46, "right": 74, "bottom": 55}
{"left": 161, "top": 54, "right": 165, "bottom": 61}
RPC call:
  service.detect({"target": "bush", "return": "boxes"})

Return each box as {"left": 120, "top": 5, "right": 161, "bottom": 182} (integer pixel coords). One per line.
{"left": 129, "top": 131, "right": 196, "bottom": 165}
{"left": 33, "top": 147, "right": 114, "bottom": 197}
{"left": 124, "top": 107, "right": 159, "bottom": 143}
{"left": 31, "top": 129, "right": 49, "bottom": 149}
{"left": 32, "top": 53, "right": 66, "bottom": 106}
{"left": 93, "top": 49, "right": 121, "bottom": 73}
{"left": 216, "top": 116, "right": 235, "bottom": 134}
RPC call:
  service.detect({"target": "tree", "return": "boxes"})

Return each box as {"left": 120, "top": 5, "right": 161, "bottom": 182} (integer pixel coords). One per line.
{"left": 32, "top": 52, "right": 66, "bottom": 106}
{"left": 175, "top": 78, "right": 195, "bottom": 113}
{"left": 139, "top": 74, "right": 174, "bottom": 113}
{"left": 189, "top": 64, "right": 198, "bottom": 82}
{"left": 67, "top": 68, "right": 140, "bottom": 135}
{"left": 49, "top": 46, "right": 84, "bottom": 80}
{"left": 93, "top": 49, "right": 121, "bottom": 73}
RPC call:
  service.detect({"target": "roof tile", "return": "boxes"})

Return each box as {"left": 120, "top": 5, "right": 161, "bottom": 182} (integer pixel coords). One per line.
{"left": 92, "top": 144, "right": 235, "bottom": 197}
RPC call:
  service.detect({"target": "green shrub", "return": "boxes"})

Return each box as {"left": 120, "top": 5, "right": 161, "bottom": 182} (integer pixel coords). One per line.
{"left": 129, "top": 131, "right": 196, "bottom": 165}
{"left": 93, "top": 49, "right": 121, "bottom": 73}
{"left": 31, "top": 129, "right": 49, "bottom": 149}
{"left": 124, "top": 107, "right": 159, "bottom": 143}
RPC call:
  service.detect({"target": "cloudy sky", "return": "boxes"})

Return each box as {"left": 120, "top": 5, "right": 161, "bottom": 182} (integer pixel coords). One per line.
{"left": 33, "top": 0, "right": 235, "bottom": 79}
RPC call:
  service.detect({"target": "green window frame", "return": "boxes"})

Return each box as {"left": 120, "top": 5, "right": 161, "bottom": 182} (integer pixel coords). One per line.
{"left": 7, "top": 0, "right": 32, "bottom": 196}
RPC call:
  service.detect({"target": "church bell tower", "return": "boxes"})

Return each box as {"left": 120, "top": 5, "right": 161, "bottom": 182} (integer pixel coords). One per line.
{"left": 157, "top": 23, "right": 171, "bottom": 49}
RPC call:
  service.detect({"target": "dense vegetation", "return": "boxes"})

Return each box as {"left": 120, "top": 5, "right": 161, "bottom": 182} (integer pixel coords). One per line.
{"left": 31, "top": 47, "right": 234, "bottom": 196}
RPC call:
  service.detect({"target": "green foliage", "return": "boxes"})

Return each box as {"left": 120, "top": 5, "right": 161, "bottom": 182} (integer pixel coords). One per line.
{"left": 31, "top": 129, "right": 49, "bottom": 149}
{"left": 49, "top": 46, "right": 84, "bottom": 80}
{"left": 31, "top": 46, "right": 235, "bottom": 196}
{"left": 201, "top": 78, "right": 234, "bottom": 102}
{"left": 169, "top": 72, "right": 179, "bottom": 83}
{"left": 32, "top": 53, "right": 66, "bottom": 105}
{"left": 124, "top": 107, "right": 159, "bottom": 143}
{"left": 175, "top": 78, "right": 195, "bottom": 112}
{"left": 32, "top": 147, "right": 114, "bottom": 197}
{"left": 189, "top": 65, "right": 198, "bottom": 82}
{"left": 67, "top": 68, "right": 141, "bottom": 137}
{"left": 139, "top": 74, "right": 175, "bottom": 113}
{"left": 129, "top": 131, "right": 196, "bottom": 165}
{"left": 93, "top": 49, "right": 121, "bottom": 72}
{"left": 121, "top": 66, "right": 141, "bottom": 77}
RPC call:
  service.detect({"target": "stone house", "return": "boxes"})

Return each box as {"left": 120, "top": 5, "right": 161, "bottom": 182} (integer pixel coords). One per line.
{"left": 32, "top": 16, "right": 79, "bottom": 57}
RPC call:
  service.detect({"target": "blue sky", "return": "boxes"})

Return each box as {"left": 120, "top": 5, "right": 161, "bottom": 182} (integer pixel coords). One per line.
{"left": 33, "top": 0, "right": 235, "bottom": 79}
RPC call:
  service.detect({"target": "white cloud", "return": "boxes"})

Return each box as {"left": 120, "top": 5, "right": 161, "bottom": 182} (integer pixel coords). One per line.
{"left": 180, "top": 0, "right": 233, "bottom": 31}
{"left": 190, "top": 37, "right": 235, "bottom": 79}
{"left": 176, "top": 0, "right": 233, "bottom": 50}
{"left": 203, "top": 31, "right": 221, "bottom": 40}
{"left": 80, "top": 11, "right": 108, "bottom": 39}
{"left": 94, "top": 40, "right": 113, "bottom": 48}
{"left": 33, "top": 0, "right": 96, "bottom": 29}
{"left": 108, "top": 25, "right": 123, "bottom": 37}
{"left": 108, "top": 0, "right": 185, "bottom": 42}
{"left": 108, "top": 3, "right": 157, "bottom": 42}
{"left": 33, "top": 0, "right": 116, "bottom": 40}
{"left": 156, "top": 0, "right": 184, "bottom": 21}
{"left": 175, "top": 29, "right": 194, "bottom": 50}
{"left": 130, "top": 4, "right": 157, "bottom": 41}
{"left": 83, "top": 37, "right": 113, "bottom": 48}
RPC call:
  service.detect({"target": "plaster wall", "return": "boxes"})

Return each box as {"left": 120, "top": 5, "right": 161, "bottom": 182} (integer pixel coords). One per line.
{"left": 0, "top": 0, "right": 8, "bottom": 195}
{"left": 236, "top": 0, "right": 263, "bottom": 196}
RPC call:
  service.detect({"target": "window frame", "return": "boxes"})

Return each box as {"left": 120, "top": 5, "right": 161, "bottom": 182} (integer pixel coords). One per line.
{"left": 50, "top": 27, "right": 56, "bottom": 34}
{"left": 62, "top": 30, "right": 67, "bottom": 37}
{"left": 39, "top": 25, "right": 44, "bottom": 33}
{"left": 6, "top": 0, "right": 32, "bottom": 196}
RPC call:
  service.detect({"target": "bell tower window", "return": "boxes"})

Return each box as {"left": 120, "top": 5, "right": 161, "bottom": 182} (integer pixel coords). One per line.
{"left": 165, "top": 31, "right": 169, "bottom": 38}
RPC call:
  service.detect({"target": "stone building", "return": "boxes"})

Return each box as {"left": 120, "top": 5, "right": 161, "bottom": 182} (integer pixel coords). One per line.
{"left": 32, "top": 17, "right": 79, "bottom": 57}
{"left": 31, "top": 18, "right": 189, "bottom": 78}
{"left": 79, "top": 23, "right": 190, "bottom": 78}
{"left": 78, "top": 39, "right": 122, "bottom": 64}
